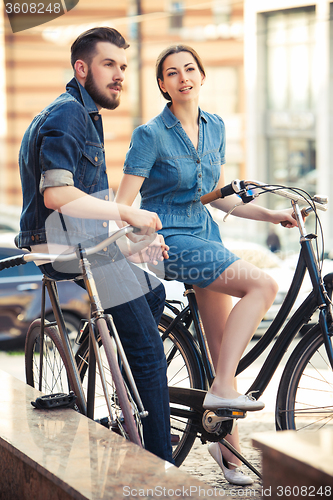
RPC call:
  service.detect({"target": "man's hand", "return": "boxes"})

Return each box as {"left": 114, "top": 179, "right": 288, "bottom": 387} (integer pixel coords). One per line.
{"left": 119, "top": 205, "right": 162, "bottom": 235}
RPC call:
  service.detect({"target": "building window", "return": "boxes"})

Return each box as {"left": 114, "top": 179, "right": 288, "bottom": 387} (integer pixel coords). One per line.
{"left": 266, "top": 8, "right": 316, "bottom": 112}
{"left": 200, "top": 66, "right": 242, "bottom": 177}
{"left": 169, "top": 1, "right": 184, "bottom": 30}
{"left": 200, "top": 66, "right": 239, "bottom": 116}
{"left": 268, "top": 138, "right": 316, "bottom": 203}
{"left": 213, "top": 0, "right": 231, "bottom": 24}
{"left": 265, "top": 8, "right": 316, "bottom": 206}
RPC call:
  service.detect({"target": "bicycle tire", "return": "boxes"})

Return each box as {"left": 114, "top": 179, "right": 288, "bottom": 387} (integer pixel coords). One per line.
{"left": 159, "top": 313, "right": 206, "bottom": 466}
{"left": 25, "top": 319, "right": 75, "bottom": 394}
{"left": 75, "top": 319, "right": 143, "bottom": 447}
{"left": 276, "top": 322, "right": 333, "bottom": 431}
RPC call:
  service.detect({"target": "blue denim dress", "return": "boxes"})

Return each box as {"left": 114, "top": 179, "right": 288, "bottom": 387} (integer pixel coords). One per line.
{"left": 124, "top": 104, "right": 239, "bottom": 287}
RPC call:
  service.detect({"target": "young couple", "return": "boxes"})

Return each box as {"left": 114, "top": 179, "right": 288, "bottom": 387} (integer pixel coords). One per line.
{"left": 17, "top": 27, "right": 296, "bottom": 485}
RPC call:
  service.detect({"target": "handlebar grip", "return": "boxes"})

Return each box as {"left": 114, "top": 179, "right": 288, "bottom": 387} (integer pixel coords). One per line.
{"left": 200, "top": 189, "right": 222, "bottom": 205}
{"left": 200, "top": 183, "right": 235, "bottom": 205}
{"left": 0, "top": 255, "right": 27, "bottom": 271}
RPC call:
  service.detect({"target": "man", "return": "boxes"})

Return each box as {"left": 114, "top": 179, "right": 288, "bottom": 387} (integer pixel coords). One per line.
{"left": 15, "top": 27, "right": 173, "bottom": 463}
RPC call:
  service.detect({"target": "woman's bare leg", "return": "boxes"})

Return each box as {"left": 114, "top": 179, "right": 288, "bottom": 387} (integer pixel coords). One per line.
{"left": 193, "top": 259, "right": 278, "bottom": 466}
{"left": 198, "top": 259, "right": 278, "bottom": 399}
{"left": 193, "top": 289, "right": 241, "bottom": 465}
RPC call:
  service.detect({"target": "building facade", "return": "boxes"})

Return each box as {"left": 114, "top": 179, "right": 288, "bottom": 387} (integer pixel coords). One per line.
{"left": 244, "top": 0, "right": 332, "bottom": 250}
{"left": 0, "top": 0, "right": 245, "bottom": 209}
{"left": 1, "top": 1, "right": 132, "bottom": 206}
{"left": 1, "top": 1, "right": 331, "bottom": 253}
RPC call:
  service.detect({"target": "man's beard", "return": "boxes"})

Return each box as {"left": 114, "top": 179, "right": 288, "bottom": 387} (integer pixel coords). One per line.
{"left": 85, "top": 68, "right": 121, "bottom": 110}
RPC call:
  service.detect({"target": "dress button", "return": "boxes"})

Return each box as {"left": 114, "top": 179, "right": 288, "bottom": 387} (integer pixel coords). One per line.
{"left": 31, "top": 235, "right": 35, "bottom": 241}
{"left": 197, "top": 159, "right": 200, "bottom": 163}
{"left": 198, "top": 173, "right": 202, "bottom": 178}
{"left": 103, "top": 247, "right": 108, "bottom": 252}
{"left": 95, "top": 156, "right": 98, "bottom": 162}
{"left": 94, "top": 115, "right": 99, "bottom": 121}
{"left": 103, "top": 222, "right": 107, "bottom": 228}
{"left": 105, "top": 195, "right": 108, "bottom": 201}
{"left": 198, "top": 188, "right": 202, "bottom": 192}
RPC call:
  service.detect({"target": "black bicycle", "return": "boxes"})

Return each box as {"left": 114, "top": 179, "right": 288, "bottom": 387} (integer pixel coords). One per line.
{"left": 161, "top": 180, "right": 333, "bottom": 469}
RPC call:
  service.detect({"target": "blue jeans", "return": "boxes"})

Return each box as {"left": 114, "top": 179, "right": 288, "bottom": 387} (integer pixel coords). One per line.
{"left": 40, "top": 255, "right": 173, "bottom": 463}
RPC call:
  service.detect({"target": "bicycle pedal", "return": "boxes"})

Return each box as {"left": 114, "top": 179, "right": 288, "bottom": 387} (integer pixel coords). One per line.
{"left": 95, "top": 417, "right": 110, "bottom": 429}
{"left": 215, "top": 408, "right": 247, "bottom": 420}
{"left": 31, "top": 391, "right": 77, "bottom": 410}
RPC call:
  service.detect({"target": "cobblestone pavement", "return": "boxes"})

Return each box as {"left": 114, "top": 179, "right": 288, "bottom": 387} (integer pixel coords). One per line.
{"left": 179, "top": 411, "right": 276, "bottom": 499}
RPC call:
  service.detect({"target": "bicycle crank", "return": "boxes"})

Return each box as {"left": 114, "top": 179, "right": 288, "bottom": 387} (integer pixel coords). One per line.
{"left": 202, "top": 409, "right": 247, "bottom": 434}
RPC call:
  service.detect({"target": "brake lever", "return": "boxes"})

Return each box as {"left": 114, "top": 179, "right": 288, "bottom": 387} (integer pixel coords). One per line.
{"left": 223, "top": 201, "right": 245, "bottom": 222}
{"left": 222, "top": 192, "right": 257, "bottom": 222}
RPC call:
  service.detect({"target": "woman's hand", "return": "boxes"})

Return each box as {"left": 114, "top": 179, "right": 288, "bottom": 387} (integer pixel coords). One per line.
{"left": 269, "top": 208, "right": 298, "bottom": 228}
{"left": 141, "top": 234, "right": 169, "bottom": 265}
{"left": 127, "top": 234, "right": 169, "bottom": 265}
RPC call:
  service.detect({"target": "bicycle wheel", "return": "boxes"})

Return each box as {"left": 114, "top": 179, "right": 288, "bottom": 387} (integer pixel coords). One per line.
{"left": 159, "top": 313, "right": 206, "bottom": 466}
{"left": 276, "top": 322, "right": 333, "bottom": 431}
{"left": 75, "top": 319, "right": 143, "bottom": 446}
{"left": 45, "top": 311, "right": 81, "bottom": 352}
{"left": 25, "top": 318, "right": 74, "bottom": 394}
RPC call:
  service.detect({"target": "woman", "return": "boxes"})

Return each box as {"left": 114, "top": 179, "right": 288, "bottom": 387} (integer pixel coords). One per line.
{"left": 115, "top": 45, "right": 296, "bottom": 484}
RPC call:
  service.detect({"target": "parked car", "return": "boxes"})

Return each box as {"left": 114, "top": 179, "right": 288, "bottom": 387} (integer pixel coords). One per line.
{"left": 0, "top": 238, "right": 90, "bottom": 350}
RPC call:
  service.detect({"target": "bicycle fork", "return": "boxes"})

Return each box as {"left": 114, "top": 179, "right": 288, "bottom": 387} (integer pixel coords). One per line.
{"left": 80, "top": 253, "right": 148, "bottom": 421}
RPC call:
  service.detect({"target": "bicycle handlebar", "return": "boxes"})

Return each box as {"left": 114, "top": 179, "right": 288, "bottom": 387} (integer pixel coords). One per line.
{"left": 0, "top": 254, "right": 27, "bottom": 271}
{"left": 0, "top": 225, "right": 137, "bottom": 270}
{"left": 200, "top": 179, "right": 328, "bottom": 212}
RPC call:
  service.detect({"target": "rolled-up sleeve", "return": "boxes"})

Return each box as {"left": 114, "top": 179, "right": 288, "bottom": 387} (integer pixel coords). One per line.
{"left": 39, "top": 169, "right": 74, "bottom": 194}
{"left": 123, "top": 124, "right": 157, "bottom": 178}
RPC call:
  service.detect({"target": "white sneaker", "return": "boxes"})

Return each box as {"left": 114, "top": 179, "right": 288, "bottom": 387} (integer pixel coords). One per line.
{"left": 203, "top": 392, "right": 265, "bottom": 412}
{"left": 208, "top": 442, "right": 254, "bottom": 486}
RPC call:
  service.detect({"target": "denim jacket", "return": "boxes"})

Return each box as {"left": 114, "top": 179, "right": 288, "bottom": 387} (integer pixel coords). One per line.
{"left": 16, "top": 78, "right": 109, "bottom": 250}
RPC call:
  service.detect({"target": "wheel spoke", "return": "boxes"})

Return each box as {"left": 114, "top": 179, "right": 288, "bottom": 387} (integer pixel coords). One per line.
{"left": 159, "top": 315, "right": 204, "bottom": 466}
{"left": 279, "top": 326, "right": 333, "bottom": 432}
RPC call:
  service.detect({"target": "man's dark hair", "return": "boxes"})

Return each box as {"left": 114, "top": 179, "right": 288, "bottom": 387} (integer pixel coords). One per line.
{"left": 70, "top": 27, "right": 130, "bottom": 69}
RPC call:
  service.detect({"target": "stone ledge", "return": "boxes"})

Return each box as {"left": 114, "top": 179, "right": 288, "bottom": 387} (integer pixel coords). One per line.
{"left": 0, "top": 370, "right": 209, "bottom": 499}
{"left": 252, "top": 430, "right": 333, "bottom": 498}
